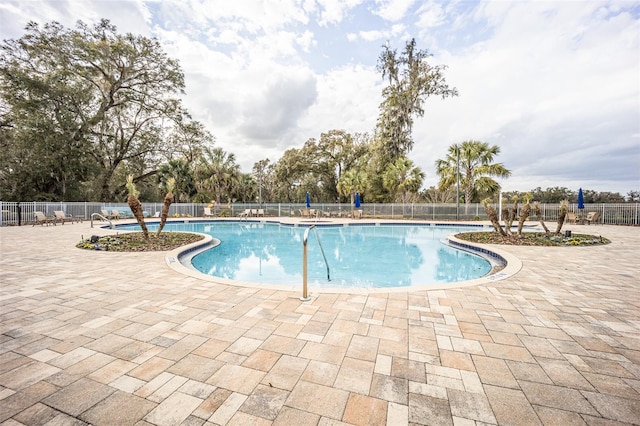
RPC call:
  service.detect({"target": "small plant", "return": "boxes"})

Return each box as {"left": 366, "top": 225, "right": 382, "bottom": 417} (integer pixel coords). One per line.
{"left": 76, "top": 235, "right": 123, "bottom": 251}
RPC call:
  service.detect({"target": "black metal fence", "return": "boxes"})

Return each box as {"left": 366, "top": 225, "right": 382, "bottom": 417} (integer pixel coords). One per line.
{"left": 2, "top": 201, "right": 638, "bottom": 226}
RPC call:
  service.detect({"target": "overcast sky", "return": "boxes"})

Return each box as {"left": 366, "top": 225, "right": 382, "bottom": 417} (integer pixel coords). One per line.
{"left": 2, "top": 0, "right": 639, "bottom": 195}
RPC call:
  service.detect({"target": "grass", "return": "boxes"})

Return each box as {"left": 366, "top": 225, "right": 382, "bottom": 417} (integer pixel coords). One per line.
{"left": 455, "top": 232, "right": 610, "bottom": 246}
{"left": 76, "top": 232, "right": 204, "bottom": 251}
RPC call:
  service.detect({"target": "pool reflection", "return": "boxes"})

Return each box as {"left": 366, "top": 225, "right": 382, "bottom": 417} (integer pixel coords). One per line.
{"left": 162, "top": 222, "right": 492, "bottom": 289}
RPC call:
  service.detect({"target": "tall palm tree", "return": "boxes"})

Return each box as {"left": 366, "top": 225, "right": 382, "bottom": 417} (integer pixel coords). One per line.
{"left": 337, "top": 168, "right": 366, "bottom": 209}
{"left": 157, "top": 159, "right": 196, "bottom": 202}
{"left": 382, "top": 157, "right": 425, "bottom": 204}
{"left": 436, "top": 140, "right": 511, "bottom": 213}
{"left": 195, "top": 147, "right": 240, "bottom": 203}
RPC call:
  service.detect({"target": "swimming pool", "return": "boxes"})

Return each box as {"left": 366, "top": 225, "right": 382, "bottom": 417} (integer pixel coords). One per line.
{"left": 130, "top": 221, "right": 500, "bottom": 289}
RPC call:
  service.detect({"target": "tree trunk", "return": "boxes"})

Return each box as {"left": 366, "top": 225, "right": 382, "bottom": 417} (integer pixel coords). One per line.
{"left": 128, "top": 194, "right": 149, "bottom": 240}
{"left": 517, "top": 203, "right": 531, "bottom": 236}
{"left": 156, "top": 192, "right": 173, "bottom": 236}
{"left": 484, "top": 203, "right": 506, "bottom": 236}
{"left": 533, "top": 202, "right": 550, "bottom": 235}
{"left": 503, "top": 199, "right": 518, "bottom": 235}
{"left": 555, "top": 201, "right": 568, "bottom": 234}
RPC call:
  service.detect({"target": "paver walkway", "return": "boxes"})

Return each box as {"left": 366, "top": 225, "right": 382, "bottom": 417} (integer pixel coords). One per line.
{"left": 0, "top": 219, "right": 638, "bottom": 425}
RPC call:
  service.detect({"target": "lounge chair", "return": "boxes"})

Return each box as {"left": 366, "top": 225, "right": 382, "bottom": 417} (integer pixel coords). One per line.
{"left": 33, "top": 211, "right": 55, "bottom": 226}
{"left": 352, "top": 209, "right": 363, "bottom": 219}
{"left": 257, "top": 209, "right": 265, "bottom": 217}
{"left": 585, "top": 211, "right": 600, "bottom": 225}
{"left": 238, "top": 209, "right": 250, "bottom": 218}
{"left": 204, "top": 207, "right": 215, "bottom": 217}
{"left": 101, "top": 209, "right": 115, "bottom": 220}
{"left": 111, "top": 210, "right": 120, "bottom": 220}
{"left": 53, "top": 210, "right": 79, "bottom": 225}
{"left": 251, "top": 209, "right": 258, "bottom": 217}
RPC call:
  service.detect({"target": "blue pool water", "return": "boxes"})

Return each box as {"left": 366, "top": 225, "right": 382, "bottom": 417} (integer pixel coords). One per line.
{"left": 129, "top": 221, "right": 493, "bottom": 289}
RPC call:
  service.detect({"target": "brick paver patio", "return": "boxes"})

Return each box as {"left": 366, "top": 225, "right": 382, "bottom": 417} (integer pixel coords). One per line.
{"left": 0, "top": 219, "right": 638, "bottom": 425}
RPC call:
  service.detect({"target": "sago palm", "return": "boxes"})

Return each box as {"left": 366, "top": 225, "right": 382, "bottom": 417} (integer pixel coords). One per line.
{"left": 483, "top": 198, "right": 506, "bottom": 236}
{"left": 157, "top": 177, "right": 175, "bottom": 236}
{"left": 126, "top": 175, "right": 149, "bottom": 241}
{"left": 517, "top": 193, "right": 533, "bottom": 236}
{"left": 555, "top": 200, "right": 569, "bottom": 234}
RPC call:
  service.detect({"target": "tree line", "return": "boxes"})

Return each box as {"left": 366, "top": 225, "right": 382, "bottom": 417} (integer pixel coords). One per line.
{"left": 2, "top": 20, "right": 635, "bottom": 205}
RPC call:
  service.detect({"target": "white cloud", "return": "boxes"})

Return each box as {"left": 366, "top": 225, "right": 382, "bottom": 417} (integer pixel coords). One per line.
{"left": 413, "top": 1, "right": 640, "bottom": 193}
{"left": 316, "top": 0, "right": 363, "bottom": 26}
{"left": 1, "top": 0, "right": 638, "bottom": 194}
{"left": 298, "top": 64, "right": 381, "bottom": 138}
{"left": 353, "top": 23, "right": 406, "bottom": 42}
{"left": 372, "top": 0, "right": 416, "bottom": 22}
{"left": 0, "top": 0, "right": 151, "bottom": 36}
{"left": 416, "top": 1, "right": 446, "bottom": 28}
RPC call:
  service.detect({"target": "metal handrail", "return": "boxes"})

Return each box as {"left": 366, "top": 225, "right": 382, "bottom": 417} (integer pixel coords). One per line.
{"left": 91, "top": 213, "right": 113, "bottom": 229}
{"left": 301, "top": 225, "right": 330, "bottom": 301}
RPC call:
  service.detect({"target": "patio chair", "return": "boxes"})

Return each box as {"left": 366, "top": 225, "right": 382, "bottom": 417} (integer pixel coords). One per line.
{"left": 203, "top": 207, "right": 215, "bottom": 217}
{"left": 238, "top": 209, "right": 250, "bottom": 218}
{"left": 101, "top": 209, "right": 115, "bottom": 220}
{"left": 584, "top": 211, "right": 600, "bottom": 225}
{"left": 352, "top": 209, "right": 363, "bottom": 219}
{"left": 565, "top": 212, "right": 577, "bottom": 224}
{"left": 257, "top": 209, "right": 265, "bottom": 217}
{"left": 33, "top": 211, "right": 55, "bottom": 226}
{"left": 251, "top": 209, "right": 258, "bottom": 217}
{"left": 111, "top": 209, "right": 121, "bottom": 220}
{"left": 53, "top": 210, "right": 78, "bottom": 225}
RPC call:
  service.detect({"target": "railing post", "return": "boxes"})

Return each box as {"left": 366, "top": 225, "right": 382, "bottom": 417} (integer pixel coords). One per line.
{"left": 301, "top": 226, "right": 311, "bottom": 301}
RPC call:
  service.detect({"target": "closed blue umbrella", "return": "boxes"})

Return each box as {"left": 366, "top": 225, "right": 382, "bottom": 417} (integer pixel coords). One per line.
{"left": 355, "top": 192, "right": 361, "bottom": 208}
{"left": 305, "top": 192, "right": 311, "bottom": 208}
{"left": 578, "top": 188, "right": 585, "bottom": 210}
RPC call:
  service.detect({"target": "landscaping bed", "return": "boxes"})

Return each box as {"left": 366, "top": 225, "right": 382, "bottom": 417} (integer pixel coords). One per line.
{"left": 455, "top": 232, "right": 610, "bottom": 246}
{"left": 77, "top": 232, "right": 204, "bottom": 251}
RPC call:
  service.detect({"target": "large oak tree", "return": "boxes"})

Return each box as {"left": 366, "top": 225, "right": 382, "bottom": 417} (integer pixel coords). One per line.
{"left": 0, "top": 19, "right": 186, "bottom": 201}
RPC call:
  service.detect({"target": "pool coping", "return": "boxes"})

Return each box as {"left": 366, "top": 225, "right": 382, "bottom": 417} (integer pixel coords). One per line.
{"left": 161, "top": 219, "right": 523, "bottom": 296}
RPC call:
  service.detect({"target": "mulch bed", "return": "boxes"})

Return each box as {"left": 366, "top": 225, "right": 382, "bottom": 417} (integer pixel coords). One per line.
{"left": 77, "top": 232, "right": 204, "bottom": 251}
{"left": 455, "top": 232, "right": 610, "bottom": 246}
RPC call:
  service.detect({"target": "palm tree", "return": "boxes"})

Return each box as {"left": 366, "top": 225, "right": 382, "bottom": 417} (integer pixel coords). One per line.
{"left": 337, "top": 168, "right": 366, "bottom": 212}
{"left": 157, "top": 177, "right": 174, "bottom": 236}
{"left": 436, "top": 140, "right": 511, "bottom": 213}
{"left": 126, "top": 175, "right": 149, "bottom": 241}
{"left": 555, "top": 199, "right": 569, "bottom": 234}
{"left": 382, "top": 157, "right": 425, "bottom": 204}
{"left": 157, "top": 159, "right": 196, "bottom": 202}
{"left": 194, "top": 147, "right": 240, "bottom": 203}
{"left": 483, "top": 198, "right": 506, "bottom": 236}
{"left": 517, "top": 193, "right": 533, "bottom": 236}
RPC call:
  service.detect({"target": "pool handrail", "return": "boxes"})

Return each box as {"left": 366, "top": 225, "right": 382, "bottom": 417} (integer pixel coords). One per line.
{"left": 90, "top": 213, "right": 113, "bottom": 229}
{"left": 301, "top": 224, "right": 330, "bottom": 301}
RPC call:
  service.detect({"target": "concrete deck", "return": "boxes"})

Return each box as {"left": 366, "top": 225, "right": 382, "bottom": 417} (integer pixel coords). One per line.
{"left": 0, "top": 219, "right": 638, "bottom": 425}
